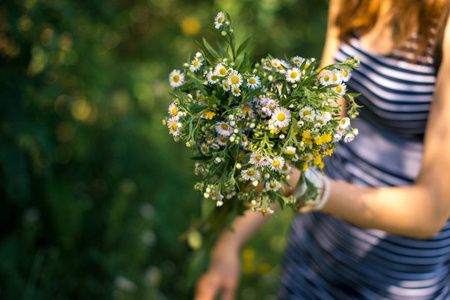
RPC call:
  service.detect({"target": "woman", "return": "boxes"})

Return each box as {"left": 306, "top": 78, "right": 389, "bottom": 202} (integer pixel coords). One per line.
{"left": 195, "top": 0, "right": 450, "bottom": 299}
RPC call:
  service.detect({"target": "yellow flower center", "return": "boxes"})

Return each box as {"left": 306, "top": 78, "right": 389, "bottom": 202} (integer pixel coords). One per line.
{"left": 219, "top": 68, "right": 227, "bottom": 75}
{"left": 247, "top": 170, "right": 255, "bottom": 176}
{"left": 211, "top": 74, "right": 217, "bottom": 81}
{"left": 173, "top": 75, "right": 180, "bottom": 82}
{"left": 224, "top": 82, "right": 229, "bottom": 88}
{"left": 303, "top": 111, "right": 311, "bottom": 116}
{"left": 206, "top": 135, "right": 212, "bottom": 141}
{"left": 256, "top": 155, "right": 262, "bottom": 161}
{"left": 202, "top": 145, "right": 208, "bottom": 152}
{"left": 221, "top": 124, "right": 229, "bottom": 130}
{"left": 285, "top": 150, "right": 294, "bottom": 155}
{"left": 273, "top": 161, "right": 280, "bottom": 167}
{"left": 218, "top": 17, "right": 223, "bottom": 23}
{"left": 317, "top": 119, "right": 324, "bottom": 125}
{"left": 277, "top": 113, "right": 286, "bottom": 121}
{"left": 343, "top": 70, "right": 348, "bottom": 77}
{"left": 266, "top": 62, "right": 272, "bottom": 68}
{"left": 272, "top": 62, "right": 279, "bottom": 67}
{"left": 333, "top": 74, "right": 338, "bottom": 81}
{"left": 193, "top": 60, "right": 200, "bottom": 67}
{"left": 212, "top": 192, "right": 218, "bottom": 197}
{"left": 324, "top": 75, "right": 330, "bottom": 81}
{"left": 270, "top": 183, "right": 277, "bottom": 188}
{"left": 233, "top": 87, "right": 240, "bottom": 94}
{"left": 341, "top": 119, "right": 346, "bottom": 124}
{"left": 242, "top": 136, "right": 247, "bottom": 142}
{"left": 171, "top": 123, "right": 177, "bottom": 131}
{"left": 304, "top": 63, "right": 309, "bottom": 69}
{"left": 231, "top": 76, "right": 239, "bottom": 85}
{"left": 278, "top": 65, "right": 284, "bottom": 70}
{"left": 249, "top": 78, "right": 256, "bottom": 84}
{"left": 171, "top": 107, "right": 178, "bottom": 116}
{"left": 220, "top": 136, "right": 227, "bottom": 142}
{"left": 336, "top": 86, "right": 342, "bottom": 93}
{"left": 242, "top": 106, "right": 250, "bottom": 114}
{"left": 261, "top": 208, "right": 269, "bottom": 213}
{"left": 290, "top": 72, "right": 298, "bottom": 79}
{"left": 303, "top": 156, "right": 311, "bottom": 161}
{"left": 282, "top": 165, "right": 289, "bottom": 171}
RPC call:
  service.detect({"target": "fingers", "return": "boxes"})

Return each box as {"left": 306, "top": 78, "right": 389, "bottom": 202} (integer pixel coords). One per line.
{"left": 220, "top": 279, "right": 237, "bottom": 300}
{"left": 194, "top": 274, "right": 220, "bottom": 300}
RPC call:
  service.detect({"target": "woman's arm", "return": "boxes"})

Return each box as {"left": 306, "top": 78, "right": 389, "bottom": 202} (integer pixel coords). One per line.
{"left": 318, "top": 16, "right": 450, "bottom": 240}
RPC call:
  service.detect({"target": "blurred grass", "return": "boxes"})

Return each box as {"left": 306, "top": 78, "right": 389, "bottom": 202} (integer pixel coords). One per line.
{"left": 0, "top": 0, "right": 327, "bottom": 299}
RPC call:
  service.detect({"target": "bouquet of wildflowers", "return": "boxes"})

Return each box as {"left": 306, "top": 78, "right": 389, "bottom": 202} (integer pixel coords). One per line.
{"left": 164, "top": 12, "right": 360, "bottom": 219}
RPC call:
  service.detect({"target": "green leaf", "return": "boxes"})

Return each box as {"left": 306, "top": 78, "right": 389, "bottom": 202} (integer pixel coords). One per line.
{"left": 203, "top": 38, "right": 220, "bottom": 60}
{"left": 189, "top": 104, "right": 208, "bottom": 114}
{"left": 201, "top": 197, "right": 216, "bottom": 220}
{"left": 188, "top": 75, "right": 209, "bottom": 96}
{"left": 236, "top": 36, "right": 251, "bottom": 58}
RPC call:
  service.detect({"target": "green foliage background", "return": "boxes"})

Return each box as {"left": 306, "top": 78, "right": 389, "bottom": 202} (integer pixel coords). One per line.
{"left": 0, "top": 0, "right": 328, "bottom": 299}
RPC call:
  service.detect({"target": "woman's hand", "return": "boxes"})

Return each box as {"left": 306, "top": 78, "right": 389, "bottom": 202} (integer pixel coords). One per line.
{"left": 195, "top": 241, "right": 240, "bottom": 300}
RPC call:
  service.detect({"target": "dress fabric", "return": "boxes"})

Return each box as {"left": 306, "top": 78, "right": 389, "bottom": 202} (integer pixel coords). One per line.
{"left": 278, "top": 36, "right": 450, "bottom": 300}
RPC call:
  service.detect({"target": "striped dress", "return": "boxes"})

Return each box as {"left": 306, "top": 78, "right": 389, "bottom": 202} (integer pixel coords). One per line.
{"left": 278, "top": 35, "right": 450, "bottom": 299}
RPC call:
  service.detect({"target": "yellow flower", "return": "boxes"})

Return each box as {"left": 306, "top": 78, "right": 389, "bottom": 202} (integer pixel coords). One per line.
{"left": 204, "top": 111, "right": 216, "bottom": 120}
{"left": 292, "top": 128, "right": 299, "bottom": 135}
{"left": 325, "top": 149, "right": 333, "bottom": 156}
{"left": 314, "top": 136, "right": 323, "bottom": 145}
{"left": 312, "top": 149, "right": 320, "bottom": 156}
{"left": 319, "top": 162, "right": 324, "bottom": 169}
{"left": 321, "top": 132, "right": 332, "bottom": 143}
{"left": 314, "top": 156, "right": 322, "bottom": 165}
{"left": 302, "top": 163, "right": 309, "bottom": 172}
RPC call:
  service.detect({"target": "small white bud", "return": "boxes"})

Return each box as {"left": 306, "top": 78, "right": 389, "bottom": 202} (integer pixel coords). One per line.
{"left": 229, "top": 115, "right": 234, "bottom": 120}
{"left": 186, "top": 142, "right": 191, "bottom": 147}
{"left": 233, "top": 129, "right": 238, "bottom": 133}
{"left": 183, "top": 63, "right": 189, "bottom": 67}
{"left": 230, "top": 136, "right": 235, "bottom": 142}
{"left": 204, "top": 192, "right": 210, "bottom": 198}
{"left": 195, "top": 52, "right": 202, "bottom": 58}
{"left": 226, "top": 194, "right": 233, "bottom": 199}
{"left": 230, "top": 29, "right": 234, "bottom": 33}
{"left": 286, "top": 175, "right": 290, "bottom": 181}
{"left": 225, "top": 21, "right": 230, "bottom": 25}
{"left": 297, "top": 120, "right": 304, "bottom": 127}
{"left": 251, "top": 200, "right": 257, "bottom": 206}
{"left": 216, "top": 201, "right": 223, "bottom": 207}
{"left": 250, "top": 123, "right": 255, "bottom": 128}
{"left": 236, "top": 163, "right": 242, "bottom": 169}
{"left": 162, "top": 120, "right": 166, "bottom": 125}
{"left": 252, "top": 180, "right": 258, "bottom": 187}
{"left": 206, "top": 187, "right": 211, "bottom": 193}
{"left": 279, "top": 134, "right": 285, "bottom": 139}
{"left": 221, "top": 31, "right": 227, "bottom": 36}
{"left": 230, "top": 121, "right": 235, "bottom": 126}
{"left": 353, "top": 128, "right": 359, "bottom": 136}
{"left": 264, "top": 173, "right": 270, "bottom": 179}
{"left": 268, "top": 75, "right": 273, "bottom": 81}
{"left": 215, "top": 158, "right": 221, "bottom": 163}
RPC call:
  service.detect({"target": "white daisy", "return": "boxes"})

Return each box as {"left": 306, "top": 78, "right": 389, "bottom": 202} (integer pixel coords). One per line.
{"left": 271, "top": 59, "right": 281, "bottom": 69}
{"left": 286, "top": 68, "right": 301, "bottom": 83}
{"left": 299, "top": 106, "right": 316, "bottom": 122}
{"left": 284, "top": 146, "right": 296, "bottom": 155}
{"left": 344, "top": 133, "right": 355, "bottom": 143}
{"left": 168, "top": 103, "right": 180, "bottom": 118}
{"left": 247, "top": 75, "right": 261, "bottom": 89}
{"left": 167, "top": 117, "right": 181, "bottom": 136}
{"left": 292, "top": 56, "right": 304, "bottom": 66}
{"left": 207, "top": 71, "right": 220, "bottom": 84}
{"left": 275, "top": 61, "right": 288, "bottom": 74}
{"left": 336, "top": 125, "right": 347, "bottom": 136}
{"left": 270, "top": 156, "right": 285, "bottom": 171}
{"left": 204, "top": 133, "right": 214, "bottom": 144}
{"left": 333, "top": 83, "right": 347, "bottom": 96}
{"left": 265, "top": 179, "right": 282, "bottom": 192}
{"left": 263, "top": 60, "right": 273, "bottom": 71}
{"left": 169, "top": 69, "right": 184, "bottom": 88}
{"left": 272, "top": 107, "right": 291, "bottom": 128}
{"left": 222, "top": 80, "right": 231, "bottom": 91}
{"left": 316, "top": 112, "right": 330, "bottom": 127}
{"left": 190, "top": 57, "right": 204, "bottom": 72}
{"left": 331, "top": 69, "right": 343, "bottom": 84}
{"left": 259, "top": 156, "right": 272, "bottom": 167}
{"left": 240, "top": 103, "right": 254, "bottom": 117}
{"left": 210, "top": 190, "right": 224, "bottom": 201}
{"left": 231, "top": 86, "right": 241, "bottom": 97}
{"left": 340, "top": 67, "right": 352, "bottom": 82}
{"left": 339, "top": 117, "right": 351, "bottom": 129}
{"left": 214, "top": 12, "right": 226, "bottom": 29}
{"left": 215, "top": 122, "right": 233, "bottom": 137}
{"left": 256, "top": 206, "right": 274, "bottom": 214}
{"left": 216, "top": 136, "right": 227, "bottom": 146}
{"left": 333, "top": 133, "right": 343, "bottom": 142}
{"left": 281, "top": 163, "right": 292, "bottom": 174}
{"left": 241, "top": 168, "right": 261, "bottom": 181}
{"left": 250, "top": 153, "right": 264, "bottom": 165}
{"left": 200, "top": 143, "right": 209, "bottom": 154}
{"left": 302, "top": 58, "right": 315, "bottom": 70}
{"left": 319, "top": 71, "right": 333, "bottom": 86}
{"left": 228, "top": 71, "right": 243, "bottom": 87}
{"left": 215, "top": 63, "right": 228, "bottom": 77}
